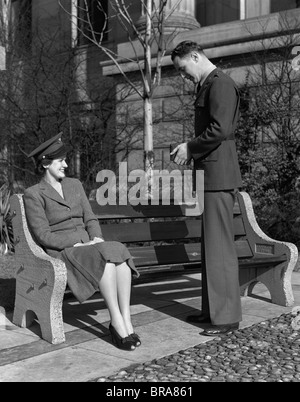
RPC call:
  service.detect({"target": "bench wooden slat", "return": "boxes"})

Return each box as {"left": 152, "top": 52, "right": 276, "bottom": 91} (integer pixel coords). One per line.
{"left": 129, "top": 243, "right": 201, "bottom": 266}
{"left": 236, "top": 240, "right": 254, "bottom": 258}
{"left": 100, "top": 215, "right": 246, "bottom": 243}
{"left": 234, "top": 215, "right": 246, "bottom": 237}
{"left": 128, "top": 240, "right": 253, "bottom": 267}
{"left": 101, "top": 220, "right": 200, "bottom": 242}
{"left": 90, "top": 199, "right": 242, "bottom": 219}
{"left": 90, "top": 200, "right": 199, "bottom": 219}
{"left": 238, "top": 255, "right": 287, "bottom": 268}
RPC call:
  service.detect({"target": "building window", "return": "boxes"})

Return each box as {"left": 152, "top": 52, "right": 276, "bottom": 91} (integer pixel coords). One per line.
{"left": 196, "top": 0, "right": 240, "bottom": 27}
{"left": 271, "top": 0, "right": 299, "bottom": 12}
{"left": 12, "top": 0, "right": 32, "bottom": 51}
{"left": 78, "top": 0, "right": 108, "bottom": 45}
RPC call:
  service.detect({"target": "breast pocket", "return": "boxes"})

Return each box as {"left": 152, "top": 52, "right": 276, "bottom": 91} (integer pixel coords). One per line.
{"left": 195, "top": 103, "right": 206, "bottom": 131}
{"left": 195, "top": 97, "right": 205, "bottom": 107}
{"left": 194, "top": 91, "right": 208, "bottom": 127}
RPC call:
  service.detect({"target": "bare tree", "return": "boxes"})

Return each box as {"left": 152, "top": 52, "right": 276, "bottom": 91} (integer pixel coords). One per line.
{"left": 0, "top": 9, "right": 136, "bottom": 193}
{"left": 59, "top": 0, "right": 183, "bottom": 192}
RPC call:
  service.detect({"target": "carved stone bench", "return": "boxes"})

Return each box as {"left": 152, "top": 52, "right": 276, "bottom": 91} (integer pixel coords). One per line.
{"left": 9, "top": 191, "right": 298, "bottom": 344}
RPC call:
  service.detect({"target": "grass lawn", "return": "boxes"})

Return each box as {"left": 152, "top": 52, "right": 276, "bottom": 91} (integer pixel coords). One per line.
{"left": 0, "top": 253, "right": 16, "bottom": 312}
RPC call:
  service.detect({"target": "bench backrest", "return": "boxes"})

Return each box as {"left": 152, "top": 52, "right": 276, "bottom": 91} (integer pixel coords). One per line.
{"left": 10, "top": 194, "right": 48, "bottom": 258}
{"left": 89, "top": 194, "right": 254, "bottom": 271}
{"left": 10, "top": 192, "right": 289, "bottom": 275}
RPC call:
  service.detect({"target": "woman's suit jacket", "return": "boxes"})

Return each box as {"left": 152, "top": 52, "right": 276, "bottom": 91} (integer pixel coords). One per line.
{"left": 23, "top": 177, "right": 103, "bottom": 259}
{"left": 188, "top": 68, "right": 243, "bottom": 191}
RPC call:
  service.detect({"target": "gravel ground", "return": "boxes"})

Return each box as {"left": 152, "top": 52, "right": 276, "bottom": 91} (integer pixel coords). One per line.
{"left": 91, "top": 312, "right": 300, "bottom": 383}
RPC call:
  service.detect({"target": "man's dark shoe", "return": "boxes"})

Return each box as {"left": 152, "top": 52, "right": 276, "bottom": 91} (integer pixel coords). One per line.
{"left": 186, "top": 314, "right": 211, "bottom": 324}
{"left": 201, "top": 323, "right": 239, "bottom": 337}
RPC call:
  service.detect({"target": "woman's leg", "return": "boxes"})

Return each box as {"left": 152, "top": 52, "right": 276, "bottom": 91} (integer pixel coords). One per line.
{"left": 98, "top": 263, "right": 129, "bottom": 339}
{"left": 115, "top": 262, "right": 134, "bottom": 335}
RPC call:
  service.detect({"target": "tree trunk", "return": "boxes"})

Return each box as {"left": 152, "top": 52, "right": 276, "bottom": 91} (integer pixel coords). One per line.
{"left": 144, "top": 96, "right": 154, "bottom": 195}
{"left": 144, "top": 0, "right": 154, "bottom": 197}
{"left": 74, "top": 150, "right": 81, "bottom": 179}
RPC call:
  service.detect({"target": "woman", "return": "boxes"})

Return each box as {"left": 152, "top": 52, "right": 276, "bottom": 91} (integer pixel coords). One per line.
{"left": 24, "top": 133, "right": 140, "bottom": 351}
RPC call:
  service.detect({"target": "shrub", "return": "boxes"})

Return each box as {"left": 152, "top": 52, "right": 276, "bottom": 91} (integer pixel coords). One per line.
{"left": 0, "top": 184, "right": 14, "bottom": 255}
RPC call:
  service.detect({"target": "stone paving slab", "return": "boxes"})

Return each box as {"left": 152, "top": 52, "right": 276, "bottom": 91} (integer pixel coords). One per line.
{"left": 0, "top": 329, "right": 38, "bottom": 350}
{"left": 0, "top": 344, "right": 132, "bottom": 383}
{"left": 0, "top": 272, "right": 299, "bottom": 382}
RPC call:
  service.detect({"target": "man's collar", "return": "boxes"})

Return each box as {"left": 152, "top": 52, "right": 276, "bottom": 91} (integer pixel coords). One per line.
{"left": 197, "top": 67, "right": 219, "bottom": 92}
{"left": 201, "top": 66, "right": 218, "bottom": 85}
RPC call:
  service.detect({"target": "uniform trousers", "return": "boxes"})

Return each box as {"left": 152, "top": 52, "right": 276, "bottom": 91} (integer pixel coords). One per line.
{"left": 201, "top": 190, "right": 242, "bottom": 325}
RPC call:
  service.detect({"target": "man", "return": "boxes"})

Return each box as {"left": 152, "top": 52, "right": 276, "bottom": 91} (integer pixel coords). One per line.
{"left": 171, "top": 40, "right": 243, "bottom": 336}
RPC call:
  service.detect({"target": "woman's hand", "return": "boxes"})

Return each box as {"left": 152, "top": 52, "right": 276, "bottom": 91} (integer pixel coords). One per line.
{"left": 92, "top": 237, "right": 105, "bottom": 243}
{"left": 73, "top": 242, "right": 90, "bottom": 247}
{"left": 73, "top": 237, "right": 104, "bottom": 247}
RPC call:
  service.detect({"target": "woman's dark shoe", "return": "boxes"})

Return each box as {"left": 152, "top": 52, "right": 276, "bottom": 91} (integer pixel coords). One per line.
{"left": 129, "top": 333, "right": 141, "bottom": 347}
{"left": 109, "top": 324, "right": 136, "bottom": 351}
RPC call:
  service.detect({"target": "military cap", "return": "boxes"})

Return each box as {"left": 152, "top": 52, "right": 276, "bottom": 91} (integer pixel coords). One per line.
{"left": 28, "top": 132, "right": 68, "bottom": 161}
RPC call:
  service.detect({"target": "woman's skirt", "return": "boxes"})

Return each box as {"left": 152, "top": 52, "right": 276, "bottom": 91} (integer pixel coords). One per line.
{"left": 61, "top": 241, "right": 139, "bottom": 303}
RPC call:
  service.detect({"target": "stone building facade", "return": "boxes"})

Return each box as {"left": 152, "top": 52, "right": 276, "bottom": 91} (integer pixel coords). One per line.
{"left": 2, "top": 0, "right": 300, "bottom": 182}
{"left": 100, "top": 0, "right": 300, "bottom": 171}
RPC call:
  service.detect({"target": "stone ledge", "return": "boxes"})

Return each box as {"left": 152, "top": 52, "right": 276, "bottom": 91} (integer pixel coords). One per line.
{"left": 101, "top": 9, "right": 300, "bottom": 76}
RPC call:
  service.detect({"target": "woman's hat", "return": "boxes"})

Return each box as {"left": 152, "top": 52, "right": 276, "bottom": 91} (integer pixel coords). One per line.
{"left": 28, "top": 132, "right": 68, "bottom": 161}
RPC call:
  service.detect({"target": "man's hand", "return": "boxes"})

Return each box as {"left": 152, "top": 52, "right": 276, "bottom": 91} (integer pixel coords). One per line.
{"left": 170, "top": 143, "right": 192, "bottom": 166}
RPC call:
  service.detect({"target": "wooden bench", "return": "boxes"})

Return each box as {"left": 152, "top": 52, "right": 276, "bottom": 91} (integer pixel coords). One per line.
{"left": 9, "top": 191, "right": 298, "bottom": 344}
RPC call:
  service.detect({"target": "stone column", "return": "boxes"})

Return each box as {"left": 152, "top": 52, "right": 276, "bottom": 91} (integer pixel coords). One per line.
{"left": 136, "top": 0, "right": 200, "bottom": 35}
{"left": 244, "top": 0, "right": 271, "bottom": 19}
